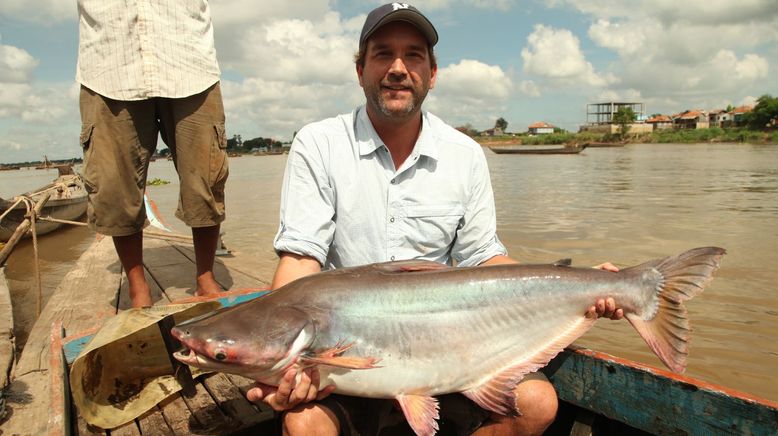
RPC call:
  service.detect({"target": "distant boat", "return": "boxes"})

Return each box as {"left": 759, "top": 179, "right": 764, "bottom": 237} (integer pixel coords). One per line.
{"left": 0, "top": 169, "right": 87, "bottom": 242}
{"left": 489, "top": 144, "right": 588, "bottom": 155}
{"left": 583, "top": 141, "right": 627, "bottom": 148}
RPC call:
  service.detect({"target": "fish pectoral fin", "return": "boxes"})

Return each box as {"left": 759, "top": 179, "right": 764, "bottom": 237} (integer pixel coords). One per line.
{"left": 300, "top": 342, "right": 381, "bottom": 370}
{"left": 552, "top": 258, "right": 572, "bottom": 267}
{"left": 396, "top": 394, "right": 440, "bottom": 436}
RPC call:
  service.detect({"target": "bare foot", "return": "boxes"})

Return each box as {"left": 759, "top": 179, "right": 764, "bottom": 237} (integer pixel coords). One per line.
{"left": 196, "top": 273, "right": 222, "bottom": 297}
{"left": 129, "top": 282, "right": 153, "bottom": 308}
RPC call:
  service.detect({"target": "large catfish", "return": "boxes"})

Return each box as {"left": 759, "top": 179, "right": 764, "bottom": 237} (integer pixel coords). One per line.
{"left": 172, "top": 247, "right": 725, "bottom": 435}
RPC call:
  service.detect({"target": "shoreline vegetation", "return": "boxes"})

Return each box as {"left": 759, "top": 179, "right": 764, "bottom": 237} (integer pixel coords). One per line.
{"left": 478, "top": 127, "right": 778, "bottom": 147}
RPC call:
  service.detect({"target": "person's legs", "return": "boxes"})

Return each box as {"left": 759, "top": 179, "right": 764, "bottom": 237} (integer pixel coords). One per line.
{"left": 112, "top": 232, "right": 152, "bottom": 307}
{"left": 159, "top": 83, "right": 228, "bottom": 295}
{"left": 192, "top": 224, "right": 222, "bottom": 296}
{"left": 79, "top": 86, "right": 157, "bottom": 307}
{"left": 472, "top": 372, "right": 558, "bottom": 436}
{"left": 282, "top": 403, "right": 340, "bottom": 436}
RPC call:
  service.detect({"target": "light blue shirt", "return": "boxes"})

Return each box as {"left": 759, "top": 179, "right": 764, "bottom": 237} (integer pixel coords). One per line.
{"left": 274, "top": 106, "right": 507, "bottom": 269}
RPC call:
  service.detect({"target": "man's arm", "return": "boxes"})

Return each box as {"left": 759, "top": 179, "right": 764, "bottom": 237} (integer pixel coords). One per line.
{"left": 271, "top": 252, "right": 322, "bottom": 289}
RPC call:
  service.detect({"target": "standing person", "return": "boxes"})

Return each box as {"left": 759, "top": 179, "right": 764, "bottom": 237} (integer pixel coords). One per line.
{"left": 76, "top": 0, "right": 229, "bottom": 307}
{"left": 248, "top": 4, "right": 623, "bottom": 435}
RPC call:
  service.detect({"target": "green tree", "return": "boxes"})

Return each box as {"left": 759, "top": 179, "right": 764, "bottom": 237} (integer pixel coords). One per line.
{"left": 745, "top": 94, "right": 778, "bottom": 129}
{"left": 494, "top": 117, "right": 508, "bottom": 132}
{"left": 612, "top": 107, "right": 636, "bottom": 137}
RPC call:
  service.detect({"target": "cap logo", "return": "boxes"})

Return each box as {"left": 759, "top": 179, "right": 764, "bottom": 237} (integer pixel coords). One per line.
{"left": 392, "top": 3, "right": 410, "bottom": 11}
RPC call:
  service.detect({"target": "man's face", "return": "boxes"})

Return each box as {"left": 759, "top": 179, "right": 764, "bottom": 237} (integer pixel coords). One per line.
{"left": 357, "top": 21, "right": 437, "bottom": 121}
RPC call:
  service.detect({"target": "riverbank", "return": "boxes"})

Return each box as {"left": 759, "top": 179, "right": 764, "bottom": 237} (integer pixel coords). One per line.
{"left": 478, "top": 128, "right": 778, "bottom": 147}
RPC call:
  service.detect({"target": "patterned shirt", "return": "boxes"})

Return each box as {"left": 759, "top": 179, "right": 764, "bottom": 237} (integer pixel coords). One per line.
{"left": 274, "top": 106, "right": 507, "bottom": 269}
{"left": 76, "top": 0, "right": 221, "bottom": 100}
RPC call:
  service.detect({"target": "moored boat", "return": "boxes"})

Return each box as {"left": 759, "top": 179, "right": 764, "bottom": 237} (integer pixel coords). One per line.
{"left": 0, "top": 171, "right": 87, "bottom": 242}
{"left": 489, "top": 144, "right": 588, "bottom": 155}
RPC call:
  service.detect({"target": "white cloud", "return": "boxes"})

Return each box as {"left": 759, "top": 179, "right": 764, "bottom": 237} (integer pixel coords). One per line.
{"left": 521, "top": 24, "right": 614, "bottom": 87}
{"left": 426, "top": 59, "right": 512, "bottom": 128}
{"left": 0, "top": 0, "right": 74, "bottom": 23}
{"left": 0, "top": 38, "right": 38, "bottom": 83}
{"left": 519, "top": 80, "right": 540, "bottom": 97}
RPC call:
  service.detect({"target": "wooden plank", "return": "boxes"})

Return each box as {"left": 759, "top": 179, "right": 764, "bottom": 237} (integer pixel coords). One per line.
{"left": 175, "top": 245, "right": 270, "bottom": 290}
{"left": 0, "top": 266, "right": 14, "bottom": 390}
{"left": 109, "top": 420, "right": 142, "bottom": 436}
{"left": 179, "top": 380, "right": 234, "bottom": 433}
{"left": 117, "top": 267, "right": 169, "bottom": 311}
{"left": 158, "top": 395, "right": 195, "bottom": 435}
{"left": 545, "top": 346, "right": 778, "bottom": 435}
{"left": 142, "top": 238, "right": 200, "bottom": 301}
{"left": 2, "top": 235, "right": 121, "bottom": 435}
{"left": 47, "top": 321, "right": 69, "bottom": 436}
{"left": 201, "top": 373, "right": 274, "bottom": 429}
{"left": 137, "top": 407, "right": 175, "bottom": 436}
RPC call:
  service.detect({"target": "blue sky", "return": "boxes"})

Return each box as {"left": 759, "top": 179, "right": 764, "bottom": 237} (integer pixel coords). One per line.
{"left": 1, "top": 0, "right": 777, "bottom": 163}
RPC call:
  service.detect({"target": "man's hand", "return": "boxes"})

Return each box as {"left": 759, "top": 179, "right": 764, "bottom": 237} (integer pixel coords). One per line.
{"left": 246, "top": 367, "right": 335, "bottom": 411}
{"left": 586, "top": 262, "right": 624, "bottom": 320}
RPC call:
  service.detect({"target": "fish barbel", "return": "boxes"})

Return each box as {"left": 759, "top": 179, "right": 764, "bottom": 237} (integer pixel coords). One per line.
{"left": 172, "top": 247, "right": 725, "bottom": 435}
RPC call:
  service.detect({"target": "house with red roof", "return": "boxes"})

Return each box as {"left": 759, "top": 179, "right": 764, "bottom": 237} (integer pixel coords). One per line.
{"left": 528, "top": 122, "right": 555, "bottom": 135}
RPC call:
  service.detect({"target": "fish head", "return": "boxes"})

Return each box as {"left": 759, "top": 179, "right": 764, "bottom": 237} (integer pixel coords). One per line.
{"left": 170, "top": 305, "right": 316, "bottom": 381}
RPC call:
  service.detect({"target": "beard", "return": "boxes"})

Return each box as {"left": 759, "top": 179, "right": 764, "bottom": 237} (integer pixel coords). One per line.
{"left": 364, "top": 79, "right": 430, "bottom": 119}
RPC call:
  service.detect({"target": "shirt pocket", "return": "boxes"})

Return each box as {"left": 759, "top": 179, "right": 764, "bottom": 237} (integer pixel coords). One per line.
{"left": 402, "top": 204, "right": 465, "bottom": 250}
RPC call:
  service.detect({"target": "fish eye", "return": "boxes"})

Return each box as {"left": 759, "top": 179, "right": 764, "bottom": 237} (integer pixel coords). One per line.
{"left": 214, "top": 350, "right": 227, "bottom": 361}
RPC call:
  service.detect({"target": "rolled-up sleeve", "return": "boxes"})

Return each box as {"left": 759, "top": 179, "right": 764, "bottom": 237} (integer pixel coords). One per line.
{"left": 451, "top": 148, "right": 507, "bottom": 267}
{"left": 273, "top": 127, "right": 335, "bottom": 266}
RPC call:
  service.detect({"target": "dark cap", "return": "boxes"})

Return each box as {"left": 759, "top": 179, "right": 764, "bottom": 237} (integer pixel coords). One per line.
{"left": 359, "top": 3, "right": 438, "bottom": 50}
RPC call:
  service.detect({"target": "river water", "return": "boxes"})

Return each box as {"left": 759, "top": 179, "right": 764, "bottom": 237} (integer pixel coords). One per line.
{"left": 2, "top": 143, "right": 777, "bottom": 401}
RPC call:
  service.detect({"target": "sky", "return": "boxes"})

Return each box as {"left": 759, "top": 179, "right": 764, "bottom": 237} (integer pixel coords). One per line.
{"left": 1, "top": 0, "right": 777, "bottom": 163}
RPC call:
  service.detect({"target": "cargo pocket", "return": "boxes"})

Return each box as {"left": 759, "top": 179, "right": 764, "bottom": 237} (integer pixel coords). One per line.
{"left": 209, "top": 123, "right": 229, "bottom": 189}
{"left": 79, "top": 124, "right": 97, "bottom": 193}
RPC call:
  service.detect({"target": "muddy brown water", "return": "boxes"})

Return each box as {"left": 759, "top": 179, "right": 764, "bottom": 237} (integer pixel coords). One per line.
{"left": 2, "top": 143, "right": 777, "bottom": 401}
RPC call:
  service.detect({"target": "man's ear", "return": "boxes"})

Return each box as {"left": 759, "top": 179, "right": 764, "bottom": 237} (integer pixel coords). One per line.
{"left": 356, "top": 64, "right": 364, "bottom": 88}
{"left": 429, "top": 64, "right": 438, "bottom": 89}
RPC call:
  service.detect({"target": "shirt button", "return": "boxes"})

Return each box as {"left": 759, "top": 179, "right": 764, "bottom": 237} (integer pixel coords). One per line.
{"left": 389, "top": 217, "right": 395, "bottom": 223}
{"left": 391, "top": 256, "right": 396, "bottom": 261}
{"left": 391, "top": 179, "right": 396, "bottom": 184}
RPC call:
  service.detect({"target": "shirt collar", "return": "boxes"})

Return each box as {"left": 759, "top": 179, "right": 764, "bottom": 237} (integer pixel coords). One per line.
{"left": 355, "top": 106, "right": 440, "bottom": 161}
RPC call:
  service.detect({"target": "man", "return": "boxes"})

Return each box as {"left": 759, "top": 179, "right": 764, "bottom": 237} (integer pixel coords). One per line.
{"left": 77, "top": 0, "right": 228, "bottom": 307}
{"left": 248, "top": 4, "right": 622, "bottom": 435}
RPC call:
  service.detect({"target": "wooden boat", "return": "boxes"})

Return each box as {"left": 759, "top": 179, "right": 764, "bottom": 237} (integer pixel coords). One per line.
{"left": 0, "top": 171, "right": 87, "bottom": 242}
{"left": 3, "top": 235, "right": 776, "bottom": 434}
{"left": 582, "top": 141, "right": 627, "bottom": 148}
{"left": 489, "top": 144, "right": 587, "bottom": 155}
{"left": 0, "top": 267, "right": 14, "bottom": 421}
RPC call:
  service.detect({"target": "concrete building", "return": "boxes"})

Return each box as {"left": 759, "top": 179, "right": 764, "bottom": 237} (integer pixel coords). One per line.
{"left": 527, "top": 122, "right": 555, "bottom": 135}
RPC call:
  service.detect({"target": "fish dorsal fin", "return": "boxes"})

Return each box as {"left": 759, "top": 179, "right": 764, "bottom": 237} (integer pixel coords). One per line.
{"left": 462, "top": 316, "right": 596, "bottom": 416}
{"left": 396, "top": 394, "right": 440, "bottom": 436}
{"left": 552, "top": 258, "right": 572, "bottom": 267}
{"left": 372, "top": 260, "right": 449, "bottom": 274}
{"left": 300, "top": 342, "right": 381, "bottom": 369}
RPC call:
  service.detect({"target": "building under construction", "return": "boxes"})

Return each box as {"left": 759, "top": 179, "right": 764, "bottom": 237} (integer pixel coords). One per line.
{"left": 580, "top": 101, "right": 652, "bottom": 134}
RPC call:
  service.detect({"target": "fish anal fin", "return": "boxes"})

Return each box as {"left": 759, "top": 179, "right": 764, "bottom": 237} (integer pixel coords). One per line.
{"left": 300, "top": 342, "right": 381, "bottom": 370}
{"left": 463, "top": 316, "right": 597, "bottom": 416}
{"left": 396, "top": 394, "right": 440, "bottom": 436}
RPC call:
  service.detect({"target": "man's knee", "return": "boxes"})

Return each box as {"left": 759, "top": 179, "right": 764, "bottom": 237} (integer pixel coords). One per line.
{"left": 282, "top": 403, "right": 339, "bottom": 436}
{"left": 514, "top": 373, "right": 558, "bottom": 433}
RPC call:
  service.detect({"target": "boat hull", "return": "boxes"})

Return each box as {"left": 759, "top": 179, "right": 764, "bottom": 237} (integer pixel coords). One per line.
{"left": 0, "top": 175, "right": 87, "bottom": 242}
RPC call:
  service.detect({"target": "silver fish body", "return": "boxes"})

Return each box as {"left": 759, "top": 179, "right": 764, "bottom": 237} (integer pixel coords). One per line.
{"left": 172, "top": 247, "right": 725, "bottom": 435}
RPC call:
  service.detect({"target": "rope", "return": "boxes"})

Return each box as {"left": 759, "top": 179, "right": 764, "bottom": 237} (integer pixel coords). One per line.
{"left": 18, "top": 197, "right": 43, "bottom": 316}
{"left": 0, "top": 197, "right": 24, "bottom": 223}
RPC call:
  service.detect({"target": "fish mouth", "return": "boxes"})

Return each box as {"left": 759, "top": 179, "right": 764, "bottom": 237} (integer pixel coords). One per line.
{"left": 173, "top": 346, "right": 213, "bottom": 367}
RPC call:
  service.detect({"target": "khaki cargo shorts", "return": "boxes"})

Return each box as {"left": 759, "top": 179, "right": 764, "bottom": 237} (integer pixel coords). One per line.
{"left": 79, "top": 83, "right": 228, "bottom": 236}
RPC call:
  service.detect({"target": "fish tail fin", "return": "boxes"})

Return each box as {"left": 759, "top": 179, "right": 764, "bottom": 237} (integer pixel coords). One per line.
{"left": 625, "top": 247, "right": 726, "bottom": 373}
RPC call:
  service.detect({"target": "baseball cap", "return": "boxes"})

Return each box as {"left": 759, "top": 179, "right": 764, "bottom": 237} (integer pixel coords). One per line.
{"left": 359, "top": 3, "right": 438, "bottom": 50}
